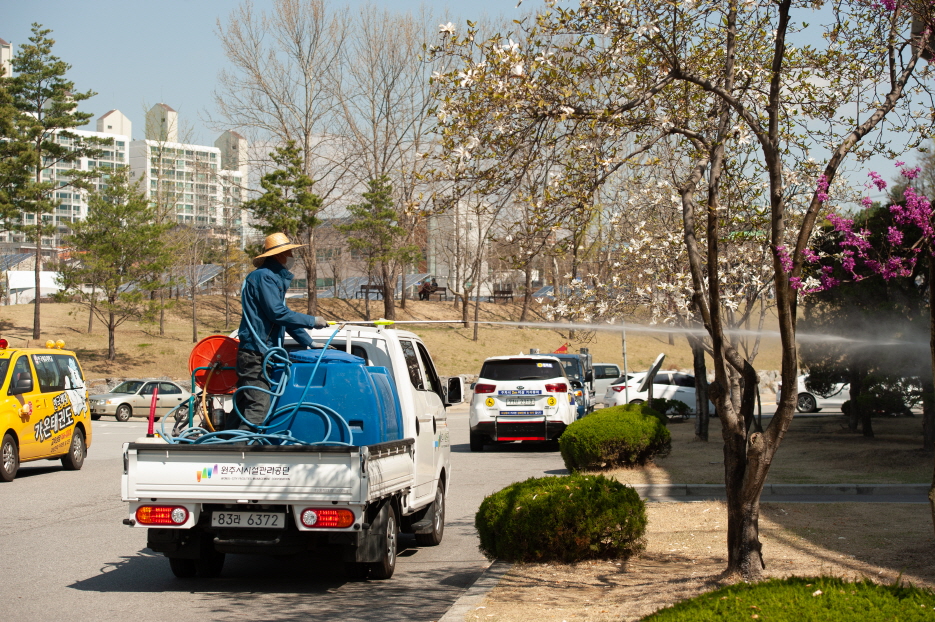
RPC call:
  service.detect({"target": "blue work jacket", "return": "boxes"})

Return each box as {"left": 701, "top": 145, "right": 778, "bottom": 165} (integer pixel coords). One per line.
{"left": 238, "top": 259, "right": 318, "bottom": 353}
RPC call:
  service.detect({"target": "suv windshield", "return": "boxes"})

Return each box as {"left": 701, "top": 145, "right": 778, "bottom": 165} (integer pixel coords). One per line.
{"left": 479, "top": 359, "right": 563, "bottom": 381}
{"left": 112, "top": 381, "right": 143, "bottom": 394}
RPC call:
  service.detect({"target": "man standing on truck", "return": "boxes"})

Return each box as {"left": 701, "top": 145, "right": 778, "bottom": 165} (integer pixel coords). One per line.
{"left": 232, "top": 232, "right": 329, "bottom": 430}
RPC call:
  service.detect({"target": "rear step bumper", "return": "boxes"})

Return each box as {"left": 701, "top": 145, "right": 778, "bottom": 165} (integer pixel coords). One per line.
{"left": 471, "top": 420, "right": 566, "bottom": 441}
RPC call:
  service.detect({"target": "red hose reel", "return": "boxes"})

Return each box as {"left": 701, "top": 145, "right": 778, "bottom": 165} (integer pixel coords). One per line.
{"left": 189, "top": 335, "right": 239, "bottom": 394}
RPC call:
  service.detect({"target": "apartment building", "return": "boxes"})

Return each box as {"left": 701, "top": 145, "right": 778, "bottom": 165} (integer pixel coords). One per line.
{"left": 0, "top": 111, "right": 131, "bottom": 257}
{"left": 128, "top": 104, "right": 248, "bottom": 241}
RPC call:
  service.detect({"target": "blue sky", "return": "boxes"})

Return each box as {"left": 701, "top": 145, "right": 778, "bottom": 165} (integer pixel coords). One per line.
{"left": 4, "top": 1, "right": 920, "bottom": 200}
{"left": 3, "top": 0, "right": 520, "bottom": 143}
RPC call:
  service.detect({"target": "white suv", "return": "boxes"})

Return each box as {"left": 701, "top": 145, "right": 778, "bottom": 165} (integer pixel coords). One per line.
{"left": 468, "top": 355, "right": 577, "bottom": 452}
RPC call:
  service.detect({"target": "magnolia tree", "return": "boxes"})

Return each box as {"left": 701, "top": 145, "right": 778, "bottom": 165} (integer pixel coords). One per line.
{"left": 432, "top": 0, "right": 934, "bottom": 580}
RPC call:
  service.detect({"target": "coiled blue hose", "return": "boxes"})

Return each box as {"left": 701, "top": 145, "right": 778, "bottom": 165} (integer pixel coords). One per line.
{"left": 159, "top": 281, "right": 352, "bottom": 446}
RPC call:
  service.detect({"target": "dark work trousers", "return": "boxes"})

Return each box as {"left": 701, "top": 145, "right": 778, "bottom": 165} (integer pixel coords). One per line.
{"left": 232, "top": 348, "right": 271, "bottom": 430}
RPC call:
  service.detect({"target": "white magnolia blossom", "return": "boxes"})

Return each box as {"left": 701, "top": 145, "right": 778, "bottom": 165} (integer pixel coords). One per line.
{"left": 439, "top": 22, "right": 455, "bottom": 36}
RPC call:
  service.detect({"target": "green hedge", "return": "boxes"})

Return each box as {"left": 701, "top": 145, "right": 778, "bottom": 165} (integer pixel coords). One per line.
{"left": 641, "top": 576, "right": 935, "bottom": 621}
{"left": 475, "top": 474, "right": 646, "bottom": 563}
{"left": 559, "top": 404, "right": 671, "bottom": 471}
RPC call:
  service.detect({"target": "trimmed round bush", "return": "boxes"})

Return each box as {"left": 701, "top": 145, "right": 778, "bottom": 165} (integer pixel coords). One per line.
{"left": 641, "top": 576, "right": 935, "bottom": 621}
{"left": 475, "top": 474, "right": 646, "bottom": 563}
{"left": 559, "top": 404, "right": 671, "bottom": 471}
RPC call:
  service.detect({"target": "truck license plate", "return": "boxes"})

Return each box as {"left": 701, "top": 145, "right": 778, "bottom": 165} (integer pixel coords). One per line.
{"left": 506, "top": 397, "right": 535, "bottom": 406}
{"left": 211, "top": 512, "right": 285, "bottom": 528}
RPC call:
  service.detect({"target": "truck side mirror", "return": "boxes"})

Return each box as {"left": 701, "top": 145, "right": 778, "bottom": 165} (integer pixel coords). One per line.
{"left": 446, "top": 376, "right": 464, "bottom": 405}
{"left": 585, "top": 370, "right": 593, "bottom": 383}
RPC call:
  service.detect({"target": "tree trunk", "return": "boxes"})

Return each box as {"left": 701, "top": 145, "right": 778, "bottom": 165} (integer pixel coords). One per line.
{"left": 848, "top": 369, "right": 863, "bottom": 432}
{"left": 87, "top": 284, "right": 95, "bottom": 334}
{"left": 381, "top": 263, "right": 395, "bottom": 320}
{"left": 462, "top": 290, "right": 470, "bottom": 328}
{"left": 922, "top": 375, "right": 934, "bottom": 451}
{"left": 191, "top": 282, "right": 198, "bottom": 344}
{"left": 929, "top": 260, "right": 935, "bottom": 535}
{"left": 472, "top": 287, "right": 481, "bottom": 341}
{"left": 108, "top": 309, "right": 116, "bottom": 361}
{"left": 305, "top": 229, "right": 318, "bottom": 316}
{"left": 691, "top": 337, "right": 709, "bottom": 441}
{"left": 400, "top": 263, "right": 408, "bottom": 310}
{"left": 33, "top": 227, "right": 41, "bottom": 340}
{"left": 519, "top": 265, "right": 532, "bottom": 324}
{"left": 159, "top": 289, "right": 166, "bottom": 336}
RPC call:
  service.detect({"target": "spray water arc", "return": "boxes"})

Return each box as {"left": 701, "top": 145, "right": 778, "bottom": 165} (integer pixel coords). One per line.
{"left": 340, "top": 318, "right": 921, "bottom": 348}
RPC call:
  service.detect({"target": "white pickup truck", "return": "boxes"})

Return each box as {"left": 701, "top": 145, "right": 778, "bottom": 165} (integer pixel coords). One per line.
{"left": 121, "top": 325, "right": 463, "bottom": 580}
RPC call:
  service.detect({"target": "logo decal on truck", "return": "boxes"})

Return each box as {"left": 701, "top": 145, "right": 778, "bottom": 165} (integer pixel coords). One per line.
{"left": 196, "top": 464, "right": 292, "bottom": 482}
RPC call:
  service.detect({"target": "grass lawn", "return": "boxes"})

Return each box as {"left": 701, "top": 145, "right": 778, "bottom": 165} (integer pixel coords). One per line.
{"left": 605, "top": 415, "right": 932, "bottom": 485}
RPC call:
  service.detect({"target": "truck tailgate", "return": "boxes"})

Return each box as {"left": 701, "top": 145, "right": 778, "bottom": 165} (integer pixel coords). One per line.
{"left": 123, "top": 439, "right": 414, "bottom": 504}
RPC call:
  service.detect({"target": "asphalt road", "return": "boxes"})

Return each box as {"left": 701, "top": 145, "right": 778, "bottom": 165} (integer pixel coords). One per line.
{"left": 0, "top": 405, "right": 568, "bottom": 622}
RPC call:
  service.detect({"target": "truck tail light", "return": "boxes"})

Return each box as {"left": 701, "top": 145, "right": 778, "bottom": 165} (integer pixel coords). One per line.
{"left": 544, "top": 383, "right": 567, "bottom": 393}
{"left": 474, "top": 383, "right": 496, "bottom": 394}
{"left": 136, "top": 505, "right": 189, "bottom": 525}
{"left": 300, "top": 508, "right": 355, "bottom": 528}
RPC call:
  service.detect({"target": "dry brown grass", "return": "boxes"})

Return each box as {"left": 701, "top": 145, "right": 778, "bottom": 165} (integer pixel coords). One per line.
{"left": 607, "top": 414, "right": 933, "bottom": 485}
{"left": 473, "top": 501, "right": 935, "bottom": 622}
{"left": 0, "top": 296, "right": 784, "bottom": 380}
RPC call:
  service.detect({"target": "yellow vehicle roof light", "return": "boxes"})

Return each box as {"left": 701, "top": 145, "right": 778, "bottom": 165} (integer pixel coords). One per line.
{"left": 56, "top": 340, "right": 65, "bottom": 349}
{"left": 45, "top": 340, "right": 54, "bottom": 349}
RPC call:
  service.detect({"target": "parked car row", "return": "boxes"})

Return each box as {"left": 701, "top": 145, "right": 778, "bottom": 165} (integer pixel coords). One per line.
{"left": 90, "top": 379, "right": 192, "bottom": 421}
{"left": 603, "top": 371, "right": 716, "bottom": 413}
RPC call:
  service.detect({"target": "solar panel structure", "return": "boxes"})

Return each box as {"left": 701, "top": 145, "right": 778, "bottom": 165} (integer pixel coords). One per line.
{"left": 0, "top": 253, "right": 32, "bottom": 271}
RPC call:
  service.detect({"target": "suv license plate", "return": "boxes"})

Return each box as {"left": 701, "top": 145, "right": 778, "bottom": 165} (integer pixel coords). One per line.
{"left": 506, "top": 397, "right": 536, "bottom": 406}
{"left": 211, "top": 511, "right": 285, "bottom": 528}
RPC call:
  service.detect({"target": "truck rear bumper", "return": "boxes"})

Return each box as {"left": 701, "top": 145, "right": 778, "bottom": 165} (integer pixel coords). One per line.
{"left": 471, "top": 420, "right": 566, "bottom": 441}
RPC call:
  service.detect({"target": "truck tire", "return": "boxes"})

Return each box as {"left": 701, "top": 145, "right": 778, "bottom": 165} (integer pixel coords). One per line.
{"left": 61, "top": 428, "right": 86, "bottom": 471}
{"left": 369, "top": 503, "right": 398, "bottom": 580}
{"left": 1, "top": 433, "right": 18, "bottom": 482}
{"left": 415, "top": 481, "right": 445, "bottom": 547}
{"left": 197, "top": 549, "right": 225, "bottom": 578}
{"left": 116, "top": 404, "right": 132, "bottom": 422}
{"left": 469, "top": 433, "right": 484, "bottom": 452}
{"left": 169, "top": 556, "right": 197, "bottom": 578}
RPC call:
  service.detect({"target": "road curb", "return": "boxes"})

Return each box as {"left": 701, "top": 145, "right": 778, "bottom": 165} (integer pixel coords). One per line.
{"left": 438, "top": 560, "right": 512, "bottom": 622}
{"left": 630, "top": 483, "right": 930, "bottom": 498}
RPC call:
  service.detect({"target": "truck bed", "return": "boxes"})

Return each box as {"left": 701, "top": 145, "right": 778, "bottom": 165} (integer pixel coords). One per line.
{"left": 122, "top": 438, "right": 415, "bottom": 504}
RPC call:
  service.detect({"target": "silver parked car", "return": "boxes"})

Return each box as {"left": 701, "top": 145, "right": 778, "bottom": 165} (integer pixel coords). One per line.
{"left": 90, "top": 379, "right": 192, "bottom": 422}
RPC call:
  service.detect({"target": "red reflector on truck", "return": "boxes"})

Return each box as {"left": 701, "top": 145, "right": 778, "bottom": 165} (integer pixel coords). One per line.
{"left": 136, "top": 505, "right": 189, "bottom": 525}
{"left": 300, "top": 508, "right": 355, "bottom": 528}
{"left": 474, "top": 384, "right": 496, "bottom": 394}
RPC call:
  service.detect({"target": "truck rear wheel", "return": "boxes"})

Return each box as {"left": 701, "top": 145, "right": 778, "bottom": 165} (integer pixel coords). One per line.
{"left": 415, "top": 481, "right": 445, "bottom": 547}
{"left": 169, "top": 557, "right": 197, "bottom": 578}
{"left": 469, "top": 433, "right": 484, "bottom": 452}
{"left": 369, "top": 503, "right": 398, "bottom": 580}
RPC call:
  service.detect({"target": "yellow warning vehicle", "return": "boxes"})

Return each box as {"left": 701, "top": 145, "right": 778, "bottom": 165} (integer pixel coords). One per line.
{"left": 0, "top": 339, "right": 91, "bottom": 482}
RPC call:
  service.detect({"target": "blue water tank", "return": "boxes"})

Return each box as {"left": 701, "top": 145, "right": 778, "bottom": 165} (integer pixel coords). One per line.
{"left": 264, "top": 349, "right": 403, "bottom": 446}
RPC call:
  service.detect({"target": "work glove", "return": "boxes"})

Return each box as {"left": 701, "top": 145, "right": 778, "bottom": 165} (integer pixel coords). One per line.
{"left": 312, "top": 316, "right": 330, "bottom": 329}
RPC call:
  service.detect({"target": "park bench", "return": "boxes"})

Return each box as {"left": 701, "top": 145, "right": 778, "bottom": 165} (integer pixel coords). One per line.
{"left": 490, "top": 289, "right": 514, "bottom": 303}
{"left": 430, "top": 287, "right": 448, "bottom": 301}
{"left": 356, "top": 285, "right": 384, "bottom": 299}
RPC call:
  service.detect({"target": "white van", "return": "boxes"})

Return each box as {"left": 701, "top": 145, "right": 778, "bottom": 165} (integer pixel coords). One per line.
{"left": 592, "top": 363, "right": 621, "bottom": 407}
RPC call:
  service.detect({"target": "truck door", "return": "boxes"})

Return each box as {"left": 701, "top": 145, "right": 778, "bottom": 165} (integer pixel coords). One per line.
{"left": 399, "top": 339, "right": 442, "bottom": 501}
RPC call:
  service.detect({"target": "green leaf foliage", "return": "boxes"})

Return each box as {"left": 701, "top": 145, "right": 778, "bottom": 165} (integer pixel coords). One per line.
{"left": 474, "top": 474, "right": 646, "bottom": 563}
{"left": 243, "top": 140, "right": 322, "bottom": 238}
{"left": 57, "top": 166, "right": 174, "bottom": 360}
{"left": 337, "top": 176, "right": 421, "bottom": 270}
{"left": 559, "top": 404, "right": 671, "bottom": 471}
{"left": 641, "top": 576, "right": 935, "bottom": 621}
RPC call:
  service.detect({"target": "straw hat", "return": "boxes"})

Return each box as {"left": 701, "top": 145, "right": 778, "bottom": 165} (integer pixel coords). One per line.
{"left": 253, "top": 232, "right": 305, "bottom": 267}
